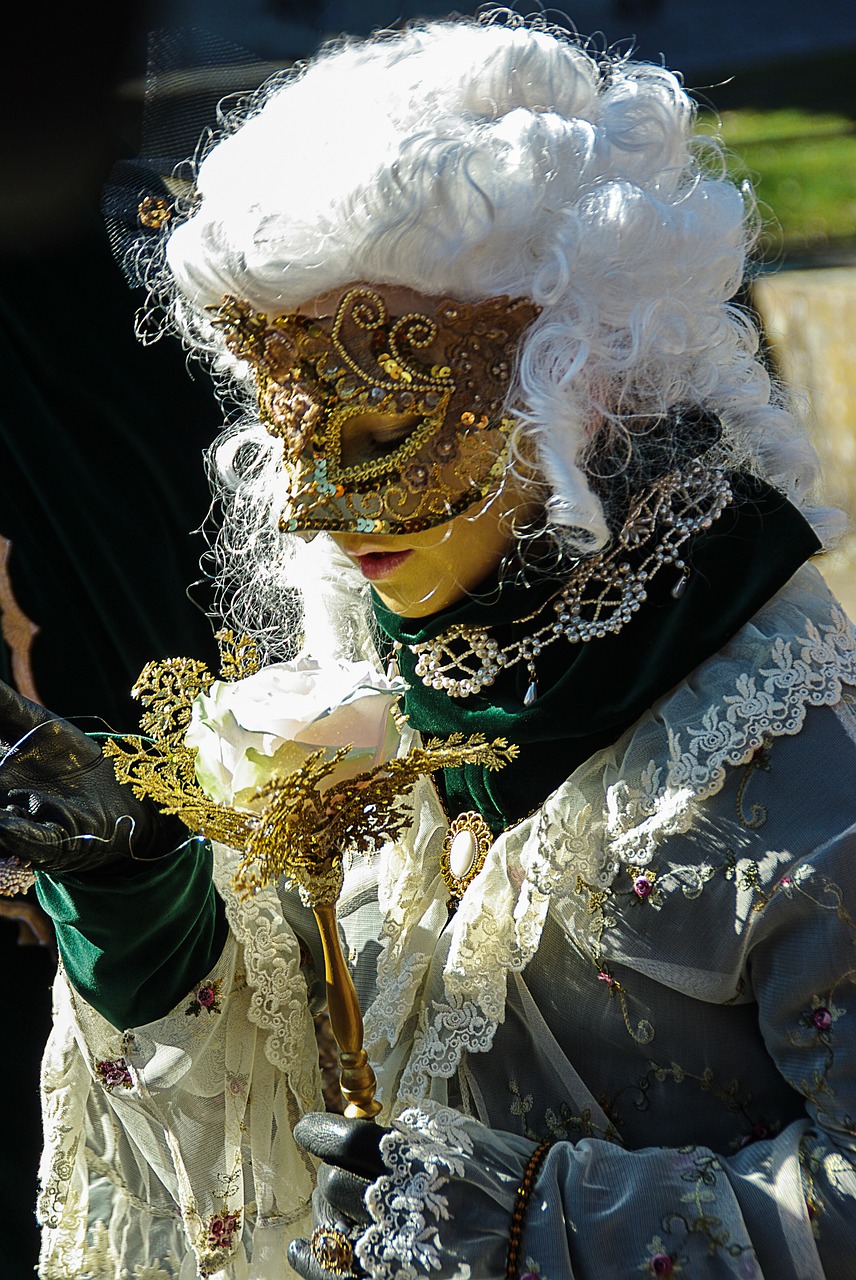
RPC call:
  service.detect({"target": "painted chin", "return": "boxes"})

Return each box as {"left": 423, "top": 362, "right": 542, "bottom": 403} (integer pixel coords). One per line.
{"left": 353, "top": 549, "right": 414, "bottom": 581}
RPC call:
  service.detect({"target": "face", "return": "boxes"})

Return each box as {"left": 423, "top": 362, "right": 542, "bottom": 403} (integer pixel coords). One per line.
{"left": 330, "top": 477, "right": 535, "bottom": 616}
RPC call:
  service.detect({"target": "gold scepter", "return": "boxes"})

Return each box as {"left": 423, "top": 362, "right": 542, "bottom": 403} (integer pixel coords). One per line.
{"left": 105, "top": 633, "right": 516, "bottom": 1121}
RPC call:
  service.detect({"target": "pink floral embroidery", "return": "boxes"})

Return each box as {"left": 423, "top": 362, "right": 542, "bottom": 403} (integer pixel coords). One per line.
{"left": 650, "top": 1256, "right": 674, "bottom": 1277}
{"left": 800, "top": 995, "right": 844, "bottom": 1040}
{"left": 185, "top": 979, "right": 223, "bottom": 1017}
{"left": 95, "top": 1057, "right": 133, "bottom": 1091}
{"left": 206, "top": 1209, "right": 241, "bottom": 1252}
{"left": 637, "top": 1233, "right": 685, "bottom": 1274}
{"left": 640, "top": 1238, "right": 682, "bottom": 1276}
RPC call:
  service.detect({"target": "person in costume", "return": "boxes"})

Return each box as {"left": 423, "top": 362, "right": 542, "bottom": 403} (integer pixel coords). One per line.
{"left": 2, "top": 13, "right": 856, "bottom": 1279}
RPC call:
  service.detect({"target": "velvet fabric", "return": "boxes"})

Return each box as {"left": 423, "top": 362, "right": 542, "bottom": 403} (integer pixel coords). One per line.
{"left": 35, "top": 838, "right": 228, "bottom": 1030}
{"left": 373, "top": 475, "right": 822, "bottom": 832}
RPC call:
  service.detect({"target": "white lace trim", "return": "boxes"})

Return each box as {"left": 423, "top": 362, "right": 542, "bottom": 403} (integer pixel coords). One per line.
{"left": 212, "top": 842, "right": 322, "bottom": 1112}
{"left": 357, "top": 1104, "right": 475, "bottom": 1280}
{"left": 368, "top": 566, "right": 856, "bottom": 1106}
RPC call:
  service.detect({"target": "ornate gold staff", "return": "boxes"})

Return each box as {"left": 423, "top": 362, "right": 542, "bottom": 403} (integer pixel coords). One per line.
{"left": 105, "top": 634, "right": 516, "bottom": 1120}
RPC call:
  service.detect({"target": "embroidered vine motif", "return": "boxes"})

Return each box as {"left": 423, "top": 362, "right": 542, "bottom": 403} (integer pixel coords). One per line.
{"left": 775, "top": 862, "right": 856, "bottom": 932}
{"left": 185, "top": 979, "right": 223, "bottom": 1017}
{"left": 734, "top": 735, "right": 773, "bottom": 830}
{"left": 659, "top": 1150, "right": 755, "bottom": 1265}
{"left": 94, "top": 1056, "right": 133, "bottom": 1091}
{"left": 605, "top": 1061, "right": 781, "bottom": 1152}
{"left": 594, "top": 966, "right": 655, "bottom": 1045}
{"left": 543, "top": 890, "right": 657, "bottom": 1049}
{"left": 790, "top": 982, "right": 856, "bottom": 1129}
{"left": 508, "top": 1079, "right": 622, "bottom": 1144}
{"left": 720, "top": 848, "right": 772, "bottom": 914}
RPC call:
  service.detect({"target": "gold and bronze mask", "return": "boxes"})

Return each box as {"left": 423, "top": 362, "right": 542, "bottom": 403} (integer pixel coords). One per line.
{"left": 209, "top": 285, "right": 541, "bottom": 534}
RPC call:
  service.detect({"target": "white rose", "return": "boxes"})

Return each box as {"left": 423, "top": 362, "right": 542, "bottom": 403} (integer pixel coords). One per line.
{"left": 185, "top": 657, "right": 406, "bottom": 811}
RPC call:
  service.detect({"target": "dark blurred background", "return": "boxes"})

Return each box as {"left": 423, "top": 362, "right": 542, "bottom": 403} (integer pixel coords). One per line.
{"left": 2, "top": 3, "right": 854, "bottom": 1275}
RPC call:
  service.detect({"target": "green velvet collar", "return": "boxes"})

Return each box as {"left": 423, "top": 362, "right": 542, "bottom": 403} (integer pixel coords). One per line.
{"left": 373, "top": 473, "right": 821, "bottom": 832}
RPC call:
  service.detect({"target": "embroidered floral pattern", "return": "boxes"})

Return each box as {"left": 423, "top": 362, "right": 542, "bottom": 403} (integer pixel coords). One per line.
{"left": 94, "top": 1056, "right": 133, "bottom": 1091}
{"left": 800, "top": 994, "right": 844, "bottom": 1042}
{"left": 227, "top": 1072, "right": 248, "bottom": 1098}
{"left": 640, "top": 1238, "right": 682, "bottom": 1275}
{"left": 509, "top": 1078, "right": 621, "bottom": 1144}
{"left": 205, "top": 1209, "right": 241, "bottom": 1252}
{"left": 185, "top": 979, "right": 223, "bottom": 1017}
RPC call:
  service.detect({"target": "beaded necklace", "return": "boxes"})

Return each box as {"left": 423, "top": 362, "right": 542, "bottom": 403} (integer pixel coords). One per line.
{"left": 397, "top": 455, "right": 732, "bottom": 704}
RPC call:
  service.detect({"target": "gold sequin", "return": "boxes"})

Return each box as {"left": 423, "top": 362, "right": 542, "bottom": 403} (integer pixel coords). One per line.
{"left": 137, "top": 196, "right": 172, "bottom": 229}
{"left": 209, "top": 286, "right": 541, "bottom": 534}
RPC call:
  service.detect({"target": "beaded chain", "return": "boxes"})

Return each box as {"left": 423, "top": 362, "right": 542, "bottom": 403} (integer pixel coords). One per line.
{"left": 505, "top": 1137, "right": 555, "bottom": 1279}
{"left": 407, "top": 454, "right": 732, "bottom": 702}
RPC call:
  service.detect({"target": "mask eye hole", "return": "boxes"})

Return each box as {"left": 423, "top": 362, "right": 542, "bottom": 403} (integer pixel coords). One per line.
{"left": 339, "top": 411, "right": 421, "bottom": 465}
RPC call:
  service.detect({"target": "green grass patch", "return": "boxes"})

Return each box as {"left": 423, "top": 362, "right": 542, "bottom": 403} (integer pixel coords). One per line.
{"left": 697, "top": 105, "right": 856, "bottom": 261}
{"left": 691, "top": 50, "right": 856, "bottom": 262}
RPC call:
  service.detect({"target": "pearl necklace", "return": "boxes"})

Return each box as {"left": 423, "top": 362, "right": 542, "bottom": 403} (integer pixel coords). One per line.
{"left": 402, "top": 457, "right": 733, "bottom": 704}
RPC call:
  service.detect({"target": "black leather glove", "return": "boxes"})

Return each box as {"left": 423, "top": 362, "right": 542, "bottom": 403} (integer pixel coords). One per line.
{"left": 288, "top": 1113, "right": 387, "bottom": 1279}
{"left": 0, "top": 679, "right": 185, "bottom": 875}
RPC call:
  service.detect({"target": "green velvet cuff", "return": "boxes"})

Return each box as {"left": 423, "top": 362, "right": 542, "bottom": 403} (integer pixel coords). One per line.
{"left": 35, "top": 837, "right": 228, "bottom": 1030}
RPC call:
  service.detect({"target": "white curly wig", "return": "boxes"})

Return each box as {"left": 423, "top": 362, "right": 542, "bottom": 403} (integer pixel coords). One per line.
{"left": 157, "top": 11, "right": 838, "bottom": 660}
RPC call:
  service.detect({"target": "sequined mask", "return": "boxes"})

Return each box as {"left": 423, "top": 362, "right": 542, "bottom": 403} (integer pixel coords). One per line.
{"left": 209, "top": 286, "right": 541, "bottom": 534}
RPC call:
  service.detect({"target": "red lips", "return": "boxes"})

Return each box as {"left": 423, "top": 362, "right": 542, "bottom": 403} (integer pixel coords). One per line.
{"left": 353, "top": 550, "right": 414, "bottom": 580}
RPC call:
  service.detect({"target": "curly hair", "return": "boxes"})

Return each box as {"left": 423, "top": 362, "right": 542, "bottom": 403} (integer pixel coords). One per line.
{"left": 154, "top": 11, "right": 839, "bottom": 660}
